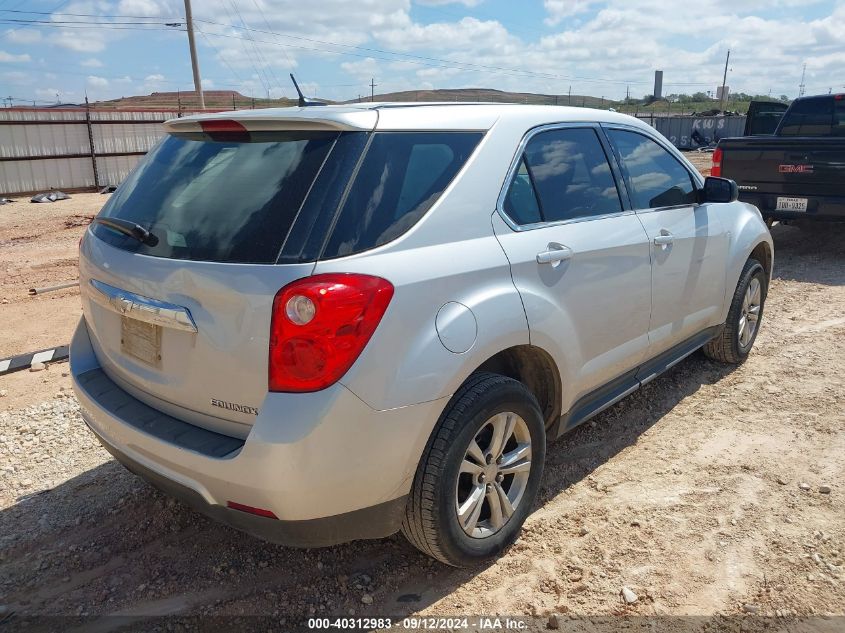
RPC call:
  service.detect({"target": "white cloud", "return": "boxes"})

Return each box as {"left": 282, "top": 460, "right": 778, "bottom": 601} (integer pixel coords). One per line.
{"left": 2, "top": 70, "right": 34, "bottom": 85}
{"left": 0, "top": 51, "right": 31, "bottom": 63}
{"left": 416, "top": 0, "right": 484, "bottom": 6}
{"left": 86, "top": 75, "right": 109, "bottom": 88}
{"left": 340, "top": 57, "right": 380, "bottom": 80}
{"left": 81, "top": 58, "right": 104, "bottom": 67}
{"left": 4, "top": 29, "right": 42, "bottom": 44}
{"left": 52, "top": 30, "right": 108, "bottom": 53}
{"left": 117, "top": 0, "right": 172, "bottom": 17}
{"left": 544, "top": 0, "right": 601, "bottom": 25}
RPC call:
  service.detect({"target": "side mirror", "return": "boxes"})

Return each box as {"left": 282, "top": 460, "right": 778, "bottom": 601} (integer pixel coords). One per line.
{"left": 701, "top": 176, "right": 739, "bottom": 203}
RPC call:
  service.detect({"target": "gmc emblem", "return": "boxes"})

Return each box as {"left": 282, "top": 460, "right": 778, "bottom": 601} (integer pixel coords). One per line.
{"left": 778, "top": 164, "right": 814, "bottom": 174}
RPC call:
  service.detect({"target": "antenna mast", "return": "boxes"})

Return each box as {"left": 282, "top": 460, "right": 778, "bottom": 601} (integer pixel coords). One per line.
{"left": 798, "top": 63, "right": 806, "bottom": 97}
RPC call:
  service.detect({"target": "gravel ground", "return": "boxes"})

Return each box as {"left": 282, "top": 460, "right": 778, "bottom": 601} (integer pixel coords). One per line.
{"left": 1, "top": 177, "right": 844, "bottom": 628}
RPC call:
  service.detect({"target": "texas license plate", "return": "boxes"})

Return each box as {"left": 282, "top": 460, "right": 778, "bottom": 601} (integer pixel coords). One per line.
{"left": 121, "top": 316, "right": 161, "bottom": 366}
{"left": 776, "top": 197, "right": 808, "bottom": 212}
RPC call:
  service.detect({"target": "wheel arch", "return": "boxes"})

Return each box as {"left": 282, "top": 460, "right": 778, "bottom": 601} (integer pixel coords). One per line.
{"left": 718, "top": 206, "right": 774, "bottom": 323}
{"left": 750, "top": 240, "right": 773, "bottom": 282}
{"left": 471, "top": 344, "right": 562, "bottom": 430}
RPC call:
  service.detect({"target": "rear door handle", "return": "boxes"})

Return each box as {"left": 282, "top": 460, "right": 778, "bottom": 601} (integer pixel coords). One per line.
{"left": 653, "top": 232, "right": 674, "bottom": 246}
{"left": 536, "top": 243, "right": 573, "bottom": 264}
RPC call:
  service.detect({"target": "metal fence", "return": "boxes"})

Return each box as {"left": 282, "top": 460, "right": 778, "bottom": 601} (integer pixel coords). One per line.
{"left": 0, "top": 106, "right": 748, "bottom": 196}
{"left": 635, "top": 114, "right": 746, "bottom": 150}
{"left": 0, "top": 107, "right": 177, "bottom": 196}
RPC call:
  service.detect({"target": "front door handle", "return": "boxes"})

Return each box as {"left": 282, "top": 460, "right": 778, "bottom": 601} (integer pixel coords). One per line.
{"left": 653, "top": 232, "right": 674, "bottom": 247}
{"left": 536, "top": 243, "right": 573, "bottom": 264}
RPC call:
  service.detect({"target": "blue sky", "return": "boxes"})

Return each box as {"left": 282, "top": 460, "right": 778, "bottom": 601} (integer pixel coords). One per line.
{"left": 0, "top": 0, "right": 842, "bottom": 105}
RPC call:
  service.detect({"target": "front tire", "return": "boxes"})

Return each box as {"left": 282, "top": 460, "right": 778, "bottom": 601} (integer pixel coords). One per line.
{"left": 401, "top": 373, "right": 545, "bottom": 567}
{"left": 704, "top": 258, "right": 767, "bottom": 364}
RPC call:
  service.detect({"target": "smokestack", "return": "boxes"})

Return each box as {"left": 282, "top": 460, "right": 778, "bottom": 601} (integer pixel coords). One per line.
{"left": 654, "top": 70, "right": 664, "bottom": 99}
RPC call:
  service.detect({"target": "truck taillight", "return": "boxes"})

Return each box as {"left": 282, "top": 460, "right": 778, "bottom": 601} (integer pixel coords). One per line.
{"left": 268, "top": 274, "right": 394, "bottom": 392}
{"left": 711, "top": 147, "right": 723, "bottom": 177}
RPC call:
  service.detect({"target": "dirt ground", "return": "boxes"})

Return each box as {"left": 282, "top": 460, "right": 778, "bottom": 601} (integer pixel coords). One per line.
{"left": 0, "top": 160, "right": 843, "bottom": 629}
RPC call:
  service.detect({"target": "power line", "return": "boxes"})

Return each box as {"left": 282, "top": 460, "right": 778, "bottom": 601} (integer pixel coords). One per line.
{"left": 218, "top": 0, "right": 271, "bottom": 95}
{"left": 0, "top": 18, "right": 180, "bottom": 25}
{"left": 227, "top": 0, "right": 281, "bottom": 96}
{"left": 250, "top": 0, "right": 294, "bottom": 95}
{"left": 0, "top": 21, "right": 184, "bottom": 32}
{"left": 198, "top": 28, "right": 245, "bottom": 86}
{"left": 0, "top": 9, "right": 183, "bottom": 20}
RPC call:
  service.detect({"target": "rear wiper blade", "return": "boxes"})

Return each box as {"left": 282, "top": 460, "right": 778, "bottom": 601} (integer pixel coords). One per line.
{"left": 93, "top": 217, "right": 159, "bottom": 246}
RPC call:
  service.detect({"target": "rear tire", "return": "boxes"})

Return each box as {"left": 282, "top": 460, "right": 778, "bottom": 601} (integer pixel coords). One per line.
{"left": 703, "top": 258, "right": 767, "bottom": 364}
{"left": 401, "top": 372, "right": 545, "bottom": 567}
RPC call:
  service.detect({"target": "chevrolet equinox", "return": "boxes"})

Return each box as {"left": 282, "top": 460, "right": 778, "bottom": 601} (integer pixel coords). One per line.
{"left": 71, "top": 103, "right": 773, "bottom": 567}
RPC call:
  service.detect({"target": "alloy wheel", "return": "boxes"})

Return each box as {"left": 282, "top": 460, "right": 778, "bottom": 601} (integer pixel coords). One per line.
{"left": 455, "top": 412, "right": 532, "bottom": 538}
{"left": 738, "top": 277, "right": 762, "bottom": 347}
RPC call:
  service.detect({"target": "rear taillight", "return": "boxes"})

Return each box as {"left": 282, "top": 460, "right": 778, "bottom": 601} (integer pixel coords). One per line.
{"left": 269, "top": 274, "right": 394, "bottom": 392}
{"left": 711, "top": 147, "right": 723, "bottom": 177}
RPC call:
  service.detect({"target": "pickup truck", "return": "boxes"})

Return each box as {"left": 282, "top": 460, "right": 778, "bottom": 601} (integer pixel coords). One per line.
{"left": 714, "top": 94, "right": 845, "bottom": 225}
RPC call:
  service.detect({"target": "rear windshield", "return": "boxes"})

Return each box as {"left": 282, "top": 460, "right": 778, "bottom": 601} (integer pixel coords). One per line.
{"left": 778, "top": 96, "right": 845, "bottom": 137}
{"left": 92, "top": 131, "right": 338, "bottom": 264}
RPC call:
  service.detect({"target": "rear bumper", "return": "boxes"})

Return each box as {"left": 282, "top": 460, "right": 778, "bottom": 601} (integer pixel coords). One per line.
{"left": 90, "top": 422, "right": 407, "bottom": 547}
{"left": 739, "top": 192, "right": 845, "bottom": 221}
{"left": 70, "top": 318, "right": 445, "bottom": 547}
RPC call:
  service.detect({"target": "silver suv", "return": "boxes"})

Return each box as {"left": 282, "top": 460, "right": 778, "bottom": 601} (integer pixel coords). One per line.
{"left": 71, "top": 104, "right": 773, "bottom": 567}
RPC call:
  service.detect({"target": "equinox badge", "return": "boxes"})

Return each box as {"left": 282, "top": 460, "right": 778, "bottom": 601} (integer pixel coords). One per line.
{"left": 211, "top": 398, "right": 259, "bottom": 416}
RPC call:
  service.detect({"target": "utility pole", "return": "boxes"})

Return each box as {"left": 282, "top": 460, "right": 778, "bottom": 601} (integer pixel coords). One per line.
{"left": 626, "top": 85, "right": 630, "bottom": 102}
{"left": 798, "top": 63, "right": 806, "bottom": 97}
{"left": 719, "top": 49, "right": 730, "bottom": 113}
{"left": 183, "top": 0, "right": 205, "bottom": 110}
{"left": 370, "top": 78, "right": 377, "bottom": 102}
{"left": 568, "top": 85, "right": 571, "bottom": 105}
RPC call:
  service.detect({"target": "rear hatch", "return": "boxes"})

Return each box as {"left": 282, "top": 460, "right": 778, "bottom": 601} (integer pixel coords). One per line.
{"left": 79, "top": 112, "right": 375, "bottom": 437}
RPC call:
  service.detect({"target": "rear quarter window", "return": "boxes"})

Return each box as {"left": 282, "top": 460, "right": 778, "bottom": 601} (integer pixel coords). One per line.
{"left": 321, "top": 132, "right": 483, "bottom": 259}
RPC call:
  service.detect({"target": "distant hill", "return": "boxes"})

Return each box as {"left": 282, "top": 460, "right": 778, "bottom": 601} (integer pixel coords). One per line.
{"left": 349, "top": 88, "right": 609, "bottom": 108}
{"left": 93, "top": 90, "right": 297, "bottom": 110}
{"left": 92, "top": 87, "right": 612, "bottom": 111}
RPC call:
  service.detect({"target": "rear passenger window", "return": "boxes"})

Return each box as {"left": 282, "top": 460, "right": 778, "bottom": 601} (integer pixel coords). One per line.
{"left": 607, "top": 129, "right": 697, "bottom": 209}
{"left": 778, "top": 97, "right": 838, "bottom": 136}
{"left": 322, "top": 132, "right": 482, "bottom": 258}
{"left": 503, "top": 127, "right": 622, "bottom": 225}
